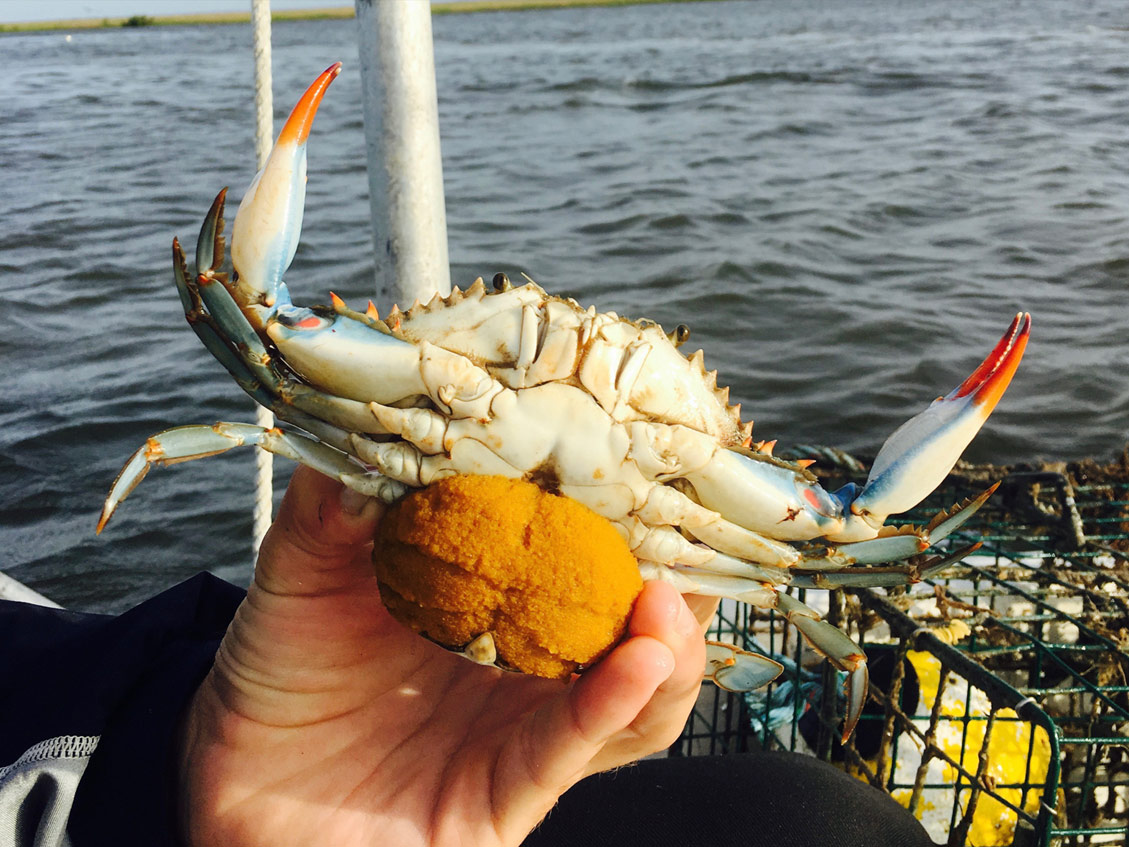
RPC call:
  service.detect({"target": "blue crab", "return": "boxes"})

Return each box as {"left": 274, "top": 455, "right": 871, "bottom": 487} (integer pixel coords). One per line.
{"left": 98, "top": 64, "right": 1030, "bottom": 739}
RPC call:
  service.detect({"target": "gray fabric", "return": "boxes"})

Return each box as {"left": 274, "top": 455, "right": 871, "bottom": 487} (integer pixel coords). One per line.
{"left": 0, "top": 736, "right": 99, "bottom": 847}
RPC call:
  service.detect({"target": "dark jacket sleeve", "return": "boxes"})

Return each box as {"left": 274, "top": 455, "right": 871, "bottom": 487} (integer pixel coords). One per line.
{"left": 0, "top": 573, "right": 245, "bottom": 846}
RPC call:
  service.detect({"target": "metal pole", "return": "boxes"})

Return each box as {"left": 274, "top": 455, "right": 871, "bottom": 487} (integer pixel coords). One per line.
{"left": 355, "top": 0, "right": 451, "bottom": 307}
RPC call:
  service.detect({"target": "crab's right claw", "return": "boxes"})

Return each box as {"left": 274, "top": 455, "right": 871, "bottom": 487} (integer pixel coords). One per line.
{"left": 850, "top": 313, "right": 1030, "bottom": 524}
{"left": 229, "top": 61, "right": 342, "bottom": 325}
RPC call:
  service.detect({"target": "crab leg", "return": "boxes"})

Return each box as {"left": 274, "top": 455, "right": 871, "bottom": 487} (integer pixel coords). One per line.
{"left": 633, "top": 484, "right": 803, "bottom": 566}
{"left": 640, "top": 564, "right": 779, "bottom": 606}
{"left": 790, "top": 541, "right": 982, "bottom": 589}
{"left": 648, "top": 573, "right": 869, "bottom": 739}
{"left": 97, "top": 422, "right": 406, "bottom": 533}
{"left": 772, "top": 591, "right": 868, "bottom": 741}
{"left": 622, "top": 522, "right": 717, "bottom": 569}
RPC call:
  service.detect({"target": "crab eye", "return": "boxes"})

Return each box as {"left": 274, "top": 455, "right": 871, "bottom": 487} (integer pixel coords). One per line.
{"left": 668, "top": 324, "right": 691, "bottom": 347}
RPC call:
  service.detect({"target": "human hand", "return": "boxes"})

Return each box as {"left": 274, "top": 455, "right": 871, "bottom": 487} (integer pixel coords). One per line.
{"left": 177, "top": 467, "right": 716, "bottom": 847}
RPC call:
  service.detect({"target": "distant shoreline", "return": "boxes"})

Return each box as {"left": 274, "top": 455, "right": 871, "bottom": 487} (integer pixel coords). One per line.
{"left": 0, "top": 0, "right": 721, "bottom": 34}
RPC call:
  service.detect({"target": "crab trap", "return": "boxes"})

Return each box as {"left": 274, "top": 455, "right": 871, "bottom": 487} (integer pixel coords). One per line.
{"left": 673, "top": 452, "right": 1129, "bottom": 847}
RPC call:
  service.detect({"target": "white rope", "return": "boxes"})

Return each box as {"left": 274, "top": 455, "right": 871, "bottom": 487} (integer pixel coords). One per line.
{"left": 251, "top": 0, "right": 274, "bottom": 556}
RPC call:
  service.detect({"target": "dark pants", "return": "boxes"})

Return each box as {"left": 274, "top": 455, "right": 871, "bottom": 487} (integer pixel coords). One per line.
{"left": 526, "top": 751, "right": 934, "bottom": 846}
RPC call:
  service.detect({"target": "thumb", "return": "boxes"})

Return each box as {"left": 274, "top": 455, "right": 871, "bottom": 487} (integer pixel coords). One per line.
{"left": 254, "top": 465, "right": 385, "bottom": 596}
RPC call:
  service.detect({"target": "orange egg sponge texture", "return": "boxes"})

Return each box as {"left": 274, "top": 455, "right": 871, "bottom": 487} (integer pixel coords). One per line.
{"left": 374, "top": 475, "right": 643, "bottom": 679}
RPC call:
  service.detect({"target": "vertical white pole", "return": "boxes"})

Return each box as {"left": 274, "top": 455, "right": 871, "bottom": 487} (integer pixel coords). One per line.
{"left": 355, "top": 0, "right": 451, "bottom": 308}
{"left": 250, "top": 0, "right": 275, "bottom": 556}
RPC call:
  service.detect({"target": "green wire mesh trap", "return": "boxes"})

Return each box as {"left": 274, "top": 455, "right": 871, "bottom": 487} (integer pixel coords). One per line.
{"left": 673, "top": 452, "right": 1129, "bottom": 846}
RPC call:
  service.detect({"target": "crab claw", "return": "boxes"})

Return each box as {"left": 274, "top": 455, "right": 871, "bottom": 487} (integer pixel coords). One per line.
{"left": 704, "top": 641, "right": 785, "bottom": 693}
{"left": 229, "top": 61, "right": 342, "bottom": 327}
{"left": 848, "top": 313, "right": 1030, "bottom": 525}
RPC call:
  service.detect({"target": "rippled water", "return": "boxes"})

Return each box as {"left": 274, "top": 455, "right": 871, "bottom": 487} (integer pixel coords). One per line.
{"left": 2, "top": 0, "right": 1128, "bottom": 611}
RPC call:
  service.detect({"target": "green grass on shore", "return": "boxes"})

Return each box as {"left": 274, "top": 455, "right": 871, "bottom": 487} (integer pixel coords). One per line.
{"left": 0, "top": 0, "right": 723, "bottom": 34}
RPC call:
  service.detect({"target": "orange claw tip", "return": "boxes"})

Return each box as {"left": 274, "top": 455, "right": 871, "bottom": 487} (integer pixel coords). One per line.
{"left": 329, "top": 291, "right": 346, "bottom": 311}
{"left": 951, "top": 312, "right": 1022, "bottom": 399}
{"left": 952, "top": 312, "right": 1031, "bottom": 414}
{"left": 276, "top": 62, "right": 343, "bottom": 148}
{"left": 972, "top": 312, "right": 1030, "bottom": 414}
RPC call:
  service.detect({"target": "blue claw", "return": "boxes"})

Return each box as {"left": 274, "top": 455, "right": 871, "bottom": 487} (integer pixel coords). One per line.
{"left": 229, "top": 62, "right": 342, "bottom": 326}
{"left": 850, "top": 314, "right": 1029, "bottom": 525}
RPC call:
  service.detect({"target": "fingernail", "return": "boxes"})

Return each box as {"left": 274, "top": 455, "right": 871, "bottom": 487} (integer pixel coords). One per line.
{"left": 339, "top": 485, "right": 372, "bottom": 516}
{"left": 662, "top": 594, "right": 682, "bottom": 628}
{"left": 675, "top": 598, "right": 699, "bottom": 637}
{"left": 656, "top": 645, "right": 676, "bottom": 679}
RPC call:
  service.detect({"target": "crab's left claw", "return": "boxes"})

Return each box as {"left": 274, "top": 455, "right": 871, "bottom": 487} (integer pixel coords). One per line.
{"left": 848, "top": 313, "right": 1030, "bottom": 525}
{"left": 229, "top": 61, "right": 342, "bottom": 327}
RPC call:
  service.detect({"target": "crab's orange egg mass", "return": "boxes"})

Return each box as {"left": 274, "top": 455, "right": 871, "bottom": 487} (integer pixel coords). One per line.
{"left": 374, "top": 475, "right": 643, "bottom": 680}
